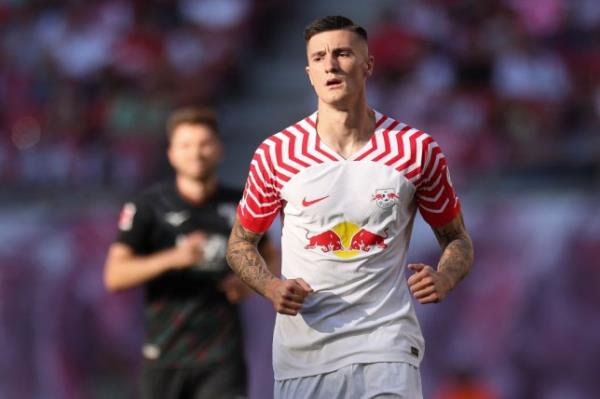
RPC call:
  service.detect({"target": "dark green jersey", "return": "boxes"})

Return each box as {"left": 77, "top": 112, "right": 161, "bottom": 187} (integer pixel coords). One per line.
{"left": 116, "top": 181, "right": 244, "bottom": 368}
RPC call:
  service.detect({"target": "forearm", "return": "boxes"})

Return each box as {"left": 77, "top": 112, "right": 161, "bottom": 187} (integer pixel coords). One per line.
{"left": 436, "top": 234, "right": 473, "bottom": 289}
{"left": 104, "top": 249, "right": 173, "bottom": 291}
{"left": 226, "top": 221, "right": 278, "bottom": 297}
{"left": 433, "top": 213, "right": 474, "bottom": 290}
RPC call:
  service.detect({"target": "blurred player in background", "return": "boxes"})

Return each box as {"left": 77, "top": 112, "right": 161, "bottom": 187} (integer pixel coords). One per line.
{"left": 104, "top": 106, "right": 276, "bottom": 399}
{"left": 226, "top": 16, "right": 474, "bottom": 399}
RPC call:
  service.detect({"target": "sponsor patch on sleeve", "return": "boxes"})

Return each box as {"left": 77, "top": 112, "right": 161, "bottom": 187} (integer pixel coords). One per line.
{"left": 118, "top": 202, "right": 136, "bottom": 231}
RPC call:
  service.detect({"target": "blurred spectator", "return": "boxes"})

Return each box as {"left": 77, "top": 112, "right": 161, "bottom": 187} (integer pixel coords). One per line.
{"left": 0, "top": 0, "right": 259, "bottom": 190}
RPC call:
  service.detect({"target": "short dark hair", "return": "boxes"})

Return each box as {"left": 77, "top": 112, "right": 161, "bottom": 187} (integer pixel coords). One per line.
{"left": 166, "top": 106, "right": 219, "bottom": 142}
{"left": 304, "top": 16, "right": 368, "bottom": 42}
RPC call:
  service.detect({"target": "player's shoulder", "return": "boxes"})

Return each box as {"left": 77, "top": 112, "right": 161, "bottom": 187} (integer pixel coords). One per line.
{"left": 375, "top": 111, "right": 433, "bottom": 141}
{"left": 126, "top": 181, "right": 174, "bottom": 209}
{"left": 140, "top": 181, "right": 173, "bottom": 199}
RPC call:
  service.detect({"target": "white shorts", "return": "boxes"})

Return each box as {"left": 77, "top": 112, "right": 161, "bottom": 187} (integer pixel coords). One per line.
{"left": 274, "top": 362, "right": 422, "bottom": 399}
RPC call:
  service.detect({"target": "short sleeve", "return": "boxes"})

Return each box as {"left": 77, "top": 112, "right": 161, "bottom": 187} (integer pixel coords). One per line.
{"left": 415, "top": 136, "right": 461, "bottom": 228}
{"left": 115, "top": 200, "right": 153, "bottom": 253}
{"left": 237, "top": 143, "right": 283, "bottom": 234}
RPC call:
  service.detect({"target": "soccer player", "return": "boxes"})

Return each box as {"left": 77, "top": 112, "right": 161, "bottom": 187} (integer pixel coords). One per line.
{"left": 104, "top": 107, "right": 275, "bottom": 399}
{"left": 226, "top": 16, "right": 474, "bottom": 399}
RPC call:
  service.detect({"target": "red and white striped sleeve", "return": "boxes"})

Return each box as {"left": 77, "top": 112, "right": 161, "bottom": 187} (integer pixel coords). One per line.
{"left": 237, "top": 141, "right": 283, "bottom": 234}
{"left": 414, "top": 136, "right": 461, "bottom": 228}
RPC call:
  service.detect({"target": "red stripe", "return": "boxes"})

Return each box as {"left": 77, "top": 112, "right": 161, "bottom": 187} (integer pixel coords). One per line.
{"left": 372, "top": 129, "right": 392, "bottom": 162}
{"left": 417, "top": 171, "right": 445, "bottom": 196}
{"left": 418, "top": 145, "right": 443, "bottom": 185}
{"left": 244, "top": 187, "right": 281, "bottom": 214}
{"left": 356, "top": 120, "right": 400, "bottom": 161}
{"left": 417, "top": 188, "right": 451, "bottom": 211}
{"left": 237, "top": 206, "right": 276, "bottom": 234}
{"left": 251, "top": 145, "right": 272, "bottom": 187}
{"left": 262, "top": 140, "right": 291, "bottom": 184}
{"left": 281, "top": 130, "right": 311, "bottom": 168}
{"left": 253, "top": 144, "right": 281, "bottom": 188}
{"left": 253, "top": 144, "right": 285, "bottom": 189}
{"left": 302, "top": 116, "right": 338, "bottom": 161}
{"left": 293, "top": 123, "right": 323, "bottom": 164}
{"left": 397, "top": 134, "right": 430, "bottom": 177}
{"left": 249, "top": 163, "right": 280, "bottom": 194}
{"left": 384, "top": 126, "right": 417, "bottom": 166}
{"left": 415, "top": 180, "right": 442, "bottom": 197}
{"left": 354, "top": 137, "right": 377, "bottom": 160}
{"left": 375, "top": 114, "right": 387, "bottom": 128}
{"left": 417, "top": 184, "right": 446, "bottom": 203}
{"left": 315, "top": 134, "right": 339, "bottom": 161}
{"left": 270, "top": 135, "right": 300, "bottom": 175}
{"left": 417, "top": 199, "right": 461, "bottom": 229}
{"left": 305, "top": 116, "right": 316, "bottom": 128}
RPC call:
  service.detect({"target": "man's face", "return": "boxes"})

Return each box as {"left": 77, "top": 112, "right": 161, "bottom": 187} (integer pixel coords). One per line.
{"left": 167, "top": 123, "right": 222, "bottom": 181}
{"left": 305, "top": 29, "right": 373, "bottom": 107}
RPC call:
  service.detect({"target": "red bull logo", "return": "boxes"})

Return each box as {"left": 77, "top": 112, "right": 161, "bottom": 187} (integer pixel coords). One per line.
{"left": 305, "top": 221, "right": 388, "bottom": 258}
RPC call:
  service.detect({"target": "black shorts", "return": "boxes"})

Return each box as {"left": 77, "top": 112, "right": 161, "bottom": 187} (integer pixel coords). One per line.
{"left": 140, "top": 361, "right": 246, "bottom": 399}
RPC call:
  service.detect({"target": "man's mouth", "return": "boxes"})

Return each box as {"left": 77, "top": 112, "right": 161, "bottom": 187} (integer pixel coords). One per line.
{"left": 326, "top": 78, "right": 342, "bottom": 87}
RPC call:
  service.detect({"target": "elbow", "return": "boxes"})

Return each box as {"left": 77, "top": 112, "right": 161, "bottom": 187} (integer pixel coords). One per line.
{"left": 103, "top": 275, "right": 120, "bottom": 293}
{"left": 103, "top": 265, "right": 123, "bottom": 292}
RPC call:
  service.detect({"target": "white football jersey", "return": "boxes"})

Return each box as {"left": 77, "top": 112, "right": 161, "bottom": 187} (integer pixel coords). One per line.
{"left": 237, "top": 111, "right": 461, "bottom": 380}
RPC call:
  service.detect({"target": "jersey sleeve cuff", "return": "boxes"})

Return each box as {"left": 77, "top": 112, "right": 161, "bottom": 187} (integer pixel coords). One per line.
{"left": 421, "top": 199, "right": 461, "bottom": 228}
{"left": 236, "top": 205, "right": 273, "bottom": 234}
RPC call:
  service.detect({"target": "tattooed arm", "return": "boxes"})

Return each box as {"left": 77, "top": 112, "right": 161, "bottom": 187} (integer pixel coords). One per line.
{"left": 226, "top": 217, "right": 312, "bottom": 315}
{"left": 407, "top": 212, "right": 474, "bottom": 304}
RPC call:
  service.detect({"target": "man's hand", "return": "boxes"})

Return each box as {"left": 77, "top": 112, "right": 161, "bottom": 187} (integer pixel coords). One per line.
{"left": 168, "top": 232, "right": 206, "bottom": 269}
{"left": 264, "top": 278, "right": 313, "bottom": 315}
{"left": 407, "top": 263, "right": 453, "bottom": 304}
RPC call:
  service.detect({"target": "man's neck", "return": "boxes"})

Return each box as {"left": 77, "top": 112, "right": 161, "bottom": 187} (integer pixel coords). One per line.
{"left": 175, "top": 175, "right": 217, "bottom": 204}
{"left": 316, "top": 100, "right": 375, "bottom": 159}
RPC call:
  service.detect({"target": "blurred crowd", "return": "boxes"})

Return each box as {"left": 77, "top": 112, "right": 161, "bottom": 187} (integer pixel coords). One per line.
{"left": 367, "top": 0, "right": 600, "bottom": 186}
{"left": 1, "top": 0, "right": 268, "bottom": 189}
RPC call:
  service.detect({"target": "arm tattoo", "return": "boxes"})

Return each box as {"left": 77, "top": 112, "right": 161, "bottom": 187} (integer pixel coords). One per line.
{"left": 433, "top": 214, "right": 474, "bottom": 289}
{"left": 226, "top": 219, "right": 276, "bottom": 296}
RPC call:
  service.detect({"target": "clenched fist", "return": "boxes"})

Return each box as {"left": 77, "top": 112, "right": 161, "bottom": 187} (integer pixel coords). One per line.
{"left": 265, "top": 278, "right": 313, "bottom": 315}
{"left": 407, "top": 263, "right": 453, "bottom": 304}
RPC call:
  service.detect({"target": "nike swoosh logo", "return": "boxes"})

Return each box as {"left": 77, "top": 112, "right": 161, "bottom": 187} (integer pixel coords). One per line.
{"left": 302, "top": 196, "right": 330, "bottom": 207}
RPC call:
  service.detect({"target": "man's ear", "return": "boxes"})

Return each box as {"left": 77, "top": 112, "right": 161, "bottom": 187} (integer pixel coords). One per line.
{"left": 306, "top": 66, "right": 314, "bottom": 86}
{"left": 364, "top": 55, "right": 374, "bottom": 78}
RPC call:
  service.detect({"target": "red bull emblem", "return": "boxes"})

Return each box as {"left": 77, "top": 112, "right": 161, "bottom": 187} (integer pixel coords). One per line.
{"left": 305, "top": 222, "right": 388, "bottom": 258}
{"left": 305, "top": 230, "right": 343, "bottom": 252}
{"left": 372, "top": 188, "right": 400, "bottom": 209}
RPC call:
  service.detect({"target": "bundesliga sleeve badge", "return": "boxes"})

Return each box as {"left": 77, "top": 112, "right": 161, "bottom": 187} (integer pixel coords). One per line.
{"left": 118, "top": 202, "right": 136, "bottom": 231}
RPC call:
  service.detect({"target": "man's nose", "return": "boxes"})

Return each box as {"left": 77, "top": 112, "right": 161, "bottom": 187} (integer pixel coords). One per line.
{"left": 324, "top": 54, "right": 339, "bottom": 73}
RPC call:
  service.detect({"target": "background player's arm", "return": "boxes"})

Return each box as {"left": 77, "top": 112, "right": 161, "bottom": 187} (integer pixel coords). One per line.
{"left": 408, "top": 212, "right": 473, "bottom": 304}
{"left": 103, "top": 233, "right": 205, "bottom": 292}
{"left": 226, "top": 217, "right": 312, "bottom": 315}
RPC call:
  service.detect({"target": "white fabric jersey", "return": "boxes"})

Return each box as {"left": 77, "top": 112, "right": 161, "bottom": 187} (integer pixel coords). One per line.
{"left": 237, "top": 111, "right": 461, "bottom": 380}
